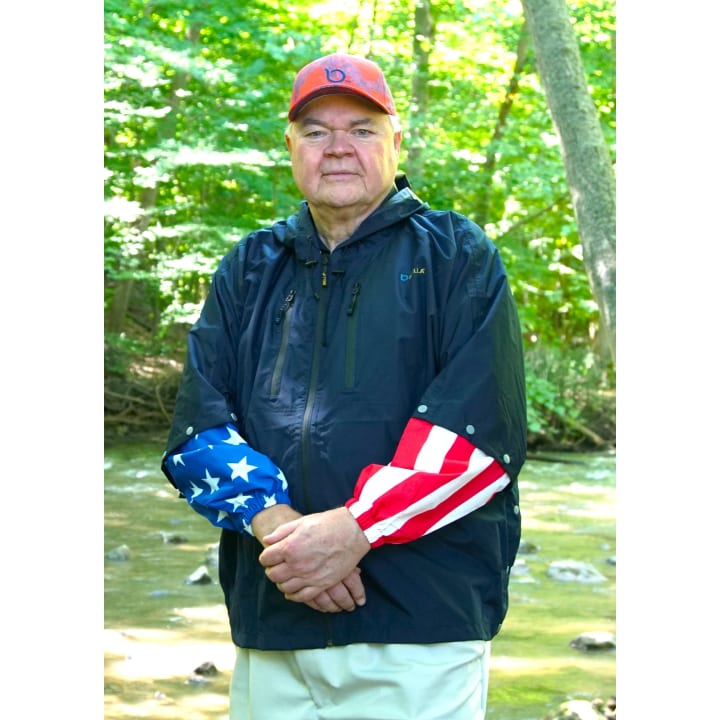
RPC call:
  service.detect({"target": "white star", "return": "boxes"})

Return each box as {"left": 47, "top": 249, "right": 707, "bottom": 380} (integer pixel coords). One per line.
{"left": 217, "top": 509, "right": 229, "bottom": 524}
{"left": 226, "top": 493, "right": 252, "bottom": 510}
{"left": 263, "top": 494, "right": 277, "bottom": 509}
{"left": 242, "top": 519, "right": 254, "bottom": 536}
{"left": 277, "top": 469, "right": 288, "bottom": 491}
{"left": 172, "top": 454, "right": 185, "bottom": 466}
{"left": 189, "top": 482, "right": 204, "bottom": 500}
{"left": 228, "top": 456, "right": 257, "bottom": 482}
{"left": 224, "top": 427, "right": 246, "bottom": 445}
{"left": 202, "top": 468, "right": 222, "bottom": 493}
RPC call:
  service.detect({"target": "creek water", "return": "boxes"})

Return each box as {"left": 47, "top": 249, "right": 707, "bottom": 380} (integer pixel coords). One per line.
{"left": 104, "top": 442, "right": 616, "bottom": 720}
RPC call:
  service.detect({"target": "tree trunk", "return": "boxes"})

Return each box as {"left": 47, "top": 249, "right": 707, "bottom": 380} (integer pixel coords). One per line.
{"left": 520, "top": 0, "right": 616, "bottom": 361}
{"left": 405, "top": 0, "right": 434, "bottom": 187}
{"left": 478, "top": 22, "right": 530, "bottom": 220}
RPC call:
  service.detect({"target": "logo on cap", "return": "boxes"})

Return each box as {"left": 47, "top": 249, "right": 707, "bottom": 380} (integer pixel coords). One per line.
{"left": 325, "top": 68, "right": 347, "bottom": 84}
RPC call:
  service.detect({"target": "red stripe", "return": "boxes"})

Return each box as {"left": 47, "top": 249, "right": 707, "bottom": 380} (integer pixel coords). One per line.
{"left": 390, "top": 417, "right": 433, "bottom": 468}
{"left": 439, "top": 433, "right": 476, "bottom": 473}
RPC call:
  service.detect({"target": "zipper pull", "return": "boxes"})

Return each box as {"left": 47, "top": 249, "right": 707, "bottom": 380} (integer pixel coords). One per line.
{"left": 347, "top": 283, "right": 361, "bottom": 315}
{"left": 321, "top": 253, "right": 329, "bottom": 288}
{"left": 274, "top": 289, "right": 296, "bottom": 324}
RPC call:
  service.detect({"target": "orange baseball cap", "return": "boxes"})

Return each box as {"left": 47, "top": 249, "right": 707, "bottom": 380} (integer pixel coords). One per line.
{"left": 288, "top": 53, "right": 396, "bottom": 121}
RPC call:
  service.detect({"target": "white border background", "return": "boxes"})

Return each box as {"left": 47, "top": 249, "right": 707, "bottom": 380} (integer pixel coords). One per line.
{"left": 4, "top": 1, "right": 719, "bottom": 716}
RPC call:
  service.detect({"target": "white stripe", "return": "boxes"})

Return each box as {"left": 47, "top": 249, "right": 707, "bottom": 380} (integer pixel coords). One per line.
{"left": 424, "top": 473, "right": 511, "bottom": 534}
{"left": 413, "top": 425, "right": 458, "bottom": 472}
{"left": 356, "top": 466, "right": 416, "bottom": 506}
{"left": 362, "top": 525, "right": 384, "bottom": 545}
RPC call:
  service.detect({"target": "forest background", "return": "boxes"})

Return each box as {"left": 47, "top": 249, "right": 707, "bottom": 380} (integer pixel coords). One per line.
{"left": 103, "top": 0, "right": 616, "bottom": 452}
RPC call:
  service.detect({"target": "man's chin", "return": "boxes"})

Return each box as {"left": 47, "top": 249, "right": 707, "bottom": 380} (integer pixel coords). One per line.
{"left": 317, "top": 190, "right": 366, "bottom": 209}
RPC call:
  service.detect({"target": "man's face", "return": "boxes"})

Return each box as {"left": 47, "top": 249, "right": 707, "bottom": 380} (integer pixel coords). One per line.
{"left": 286, "top": 94, "right": 402, "bottom": 218}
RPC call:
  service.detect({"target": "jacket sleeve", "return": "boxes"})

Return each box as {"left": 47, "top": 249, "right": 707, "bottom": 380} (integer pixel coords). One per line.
{"left": 161, "top": 241, "right": 248, "bottom": 459}
{"left": 162, "top": 423, "right": 292, "bottom": 536}
{"left": 160, "top": 238, "right": 295, "bottom": 531}
{"left": 346, "top": 418, "right": 510, "bottom": 547}
{"left": 346, "top": 215, "right": 526, "bottom": 547}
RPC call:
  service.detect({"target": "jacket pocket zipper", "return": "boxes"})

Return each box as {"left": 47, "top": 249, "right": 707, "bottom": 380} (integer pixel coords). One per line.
{"left": 271, "top": 289, "right": 296, "bottom": 397}
{"left": 345, "top": 282, "right": 361, "bottom": 388}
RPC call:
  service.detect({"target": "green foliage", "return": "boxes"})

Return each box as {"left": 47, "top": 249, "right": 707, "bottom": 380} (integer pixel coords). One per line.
{"left": 525, "top": 344, "right": 615, "bottom": 448}
{"left": 104, "top": 0, "right": 616, "bottom": 446}
{"left": 105, "top": 332, "right": 151, "bottom": 377}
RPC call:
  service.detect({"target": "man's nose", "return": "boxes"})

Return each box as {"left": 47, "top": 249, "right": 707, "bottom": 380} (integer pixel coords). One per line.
{"left": 324, "top": 129, "right": 354, "bottom": 154}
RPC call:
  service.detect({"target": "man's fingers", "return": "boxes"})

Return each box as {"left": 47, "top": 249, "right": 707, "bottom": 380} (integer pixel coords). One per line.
{"left": 284, "top": 585, "right": 324, "bottom": 603}
{"left": 280, "top": 569, "right": 366, "bottom": 613}
{"left": 305, "top": 591, "right": 342, "bottom": 613}
{"left": 341, "top": 568, "right": 366, "bottom": 606}
{"left": 275, "top": 576, "right": 305, "bottom": 595}
{"left": 325, "top": 582, "right": 356, "bottom": 612}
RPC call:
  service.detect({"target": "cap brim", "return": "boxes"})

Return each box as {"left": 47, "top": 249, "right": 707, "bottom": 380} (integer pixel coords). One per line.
{"left": 288, "top": 87, "right": 390, "bottom": 121}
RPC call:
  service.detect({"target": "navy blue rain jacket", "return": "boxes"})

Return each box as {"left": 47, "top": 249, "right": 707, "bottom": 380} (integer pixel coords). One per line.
{"left": 162, "top": 186, "right": 527, "bottom": 650}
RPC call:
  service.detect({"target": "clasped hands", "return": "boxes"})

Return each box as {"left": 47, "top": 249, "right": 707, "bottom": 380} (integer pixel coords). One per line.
{"left": 252, "top": 504, "right": 371, "bottom": 613}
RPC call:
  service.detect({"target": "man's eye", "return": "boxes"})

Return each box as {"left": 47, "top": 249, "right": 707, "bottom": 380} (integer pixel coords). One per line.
{"left": 305, "top": 130, "right": 326, "bottom": 138}
{"left": 353, "top": 128, "right": 372, "bottom": 137}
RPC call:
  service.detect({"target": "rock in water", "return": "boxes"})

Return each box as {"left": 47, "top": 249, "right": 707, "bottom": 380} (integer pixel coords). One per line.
{"left": 547, "top": 560, "right": 606, "bottom": 583}
{"left": 194, "top": 661, "right": 218, "bottom": 676}
{"left": 107, "top": 544, "right": 131, "bottom": 561}
{"left": 570, "top": 631, "right": 616, "bottom": 651}
{"left": 185, "top": 565, "right": 213, "bottom": 585}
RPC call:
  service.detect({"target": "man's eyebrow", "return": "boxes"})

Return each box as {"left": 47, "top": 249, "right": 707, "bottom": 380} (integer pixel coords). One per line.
{"left": 299, "top": 116, "right": 377, "bottom": 128}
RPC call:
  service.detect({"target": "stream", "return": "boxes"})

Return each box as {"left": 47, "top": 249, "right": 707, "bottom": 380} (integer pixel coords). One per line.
{"left": 104, "top": 442, "right": 616, "bottom": 720}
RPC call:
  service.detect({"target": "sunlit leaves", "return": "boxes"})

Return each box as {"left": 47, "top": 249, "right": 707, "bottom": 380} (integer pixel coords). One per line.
{"left": 104, "top": 0, "right": 615, "bottom": 366}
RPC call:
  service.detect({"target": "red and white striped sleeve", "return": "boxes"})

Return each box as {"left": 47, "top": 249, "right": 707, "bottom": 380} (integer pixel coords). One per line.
{"left": 345, "top": 417, "right": 511, "bottom": 547}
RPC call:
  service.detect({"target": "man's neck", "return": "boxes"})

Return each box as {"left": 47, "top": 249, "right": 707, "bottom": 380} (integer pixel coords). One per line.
{"left": 308, "top": 186, "right": 396, "bottom": 251}
{"left": 310, "top": 206, "right": 373, "bottom": 251}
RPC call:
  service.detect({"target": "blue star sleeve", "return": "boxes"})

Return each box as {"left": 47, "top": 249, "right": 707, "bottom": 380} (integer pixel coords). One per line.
{"left": 162, "top": 423, "right": 292, "bottom": 537}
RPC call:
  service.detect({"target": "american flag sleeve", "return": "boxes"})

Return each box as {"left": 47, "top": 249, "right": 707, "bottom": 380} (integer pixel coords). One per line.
{"left": 345, "top": 418, "right": 510, "bottom": 547}
{"left": 163, "top": 423, "right": 292, "bottom": 537}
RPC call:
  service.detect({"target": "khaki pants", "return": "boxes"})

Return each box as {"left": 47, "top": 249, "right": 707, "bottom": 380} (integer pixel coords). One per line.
{"left": 229, "top": 640, "right": 491, "bottom": 720}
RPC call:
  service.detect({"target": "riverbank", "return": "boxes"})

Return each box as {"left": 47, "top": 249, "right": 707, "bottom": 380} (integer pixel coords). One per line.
{"left": 104, "top": 356, "right": 616, "bottom": 453}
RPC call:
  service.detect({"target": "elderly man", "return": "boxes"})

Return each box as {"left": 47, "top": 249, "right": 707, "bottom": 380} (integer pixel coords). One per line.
{"left": 162, "top": 52, "right": 526, "bottom": 720}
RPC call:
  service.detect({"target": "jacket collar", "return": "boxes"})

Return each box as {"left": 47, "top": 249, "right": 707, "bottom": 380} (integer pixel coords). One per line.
{"left": 281, "top": 182, "right": 428, "bottom": 256}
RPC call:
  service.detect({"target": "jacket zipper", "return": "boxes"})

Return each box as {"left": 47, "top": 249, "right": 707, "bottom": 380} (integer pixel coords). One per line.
{"left": 300, "top": 252, "right": 344, "bottom": 647}
{"left": 301, "top": 253, "right": 338, "bottom": 647}
{"left": 270, "top": 289, "right": 296, "bottom": 397}
{"left": 345, "top": 282, "right": 361, "bottom": 388}
{"left": 301, "top": 253, "right": 329, "bottom": 511}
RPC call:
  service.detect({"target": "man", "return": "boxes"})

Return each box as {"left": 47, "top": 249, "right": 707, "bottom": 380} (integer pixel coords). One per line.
{"left": 162, "top": 52, "right": 526, "bottom": 720}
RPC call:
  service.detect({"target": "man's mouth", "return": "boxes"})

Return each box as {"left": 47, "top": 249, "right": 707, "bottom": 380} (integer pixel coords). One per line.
{"left": 322, "top": 169, "right": 357, "bottom": 178}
